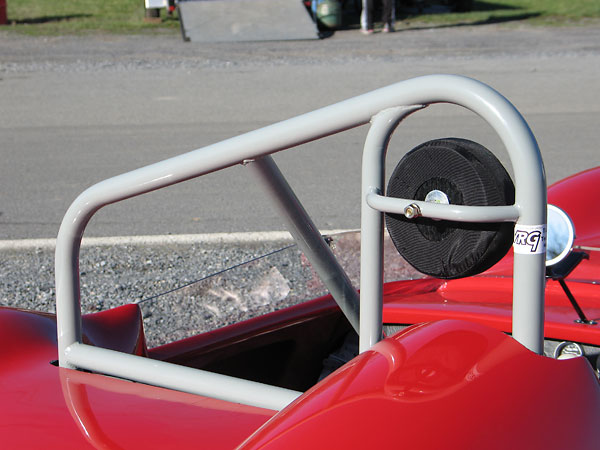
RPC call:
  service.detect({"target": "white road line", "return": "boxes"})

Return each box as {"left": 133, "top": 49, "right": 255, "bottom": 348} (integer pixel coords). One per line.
{"left": 0, "top": 229, "right": 354, "bottom": 250}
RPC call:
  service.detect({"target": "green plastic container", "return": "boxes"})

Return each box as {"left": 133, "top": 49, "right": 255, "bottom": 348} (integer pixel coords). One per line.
{"left": 316, "top": 0, "right": 342, "bottom": 30}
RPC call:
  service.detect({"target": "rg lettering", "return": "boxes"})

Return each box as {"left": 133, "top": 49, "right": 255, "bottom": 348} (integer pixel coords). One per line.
{"left": 514, "top": 230, "right": 543, "bottom": 252}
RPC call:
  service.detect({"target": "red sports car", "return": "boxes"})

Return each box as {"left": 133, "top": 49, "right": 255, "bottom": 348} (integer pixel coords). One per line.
{"left": 2, "top": 75, "right": 599, "bottom": 449}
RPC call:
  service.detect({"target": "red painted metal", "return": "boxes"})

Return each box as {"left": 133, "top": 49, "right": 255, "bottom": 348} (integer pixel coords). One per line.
{"left": 382, "top": 276, "right": 600, "bottom": 344}
{"left": 548, "top": 167, "right": 600, "bottom": 243}
{"left": 239, "top": 320, "right": 600, "bottom": 449}
{"left": 0, "top": 307, "right": 274, "bottom": 449}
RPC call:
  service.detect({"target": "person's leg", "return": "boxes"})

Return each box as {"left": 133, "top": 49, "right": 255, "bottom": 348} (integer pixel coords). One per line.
{"left": 381, "top": 0, "right": 390, "bottom": 25}
{"left": 361, "top": 0, "right": 374, "bottom": 33}
{"left": 382, "top": 0, "right": 395, "bottom": 31}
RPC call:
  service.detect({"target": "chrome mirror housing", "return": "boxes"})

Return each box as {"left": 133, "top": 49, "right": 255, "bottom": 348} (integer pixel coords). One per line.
{"left": 546, "top": 204, "right": 575, "bottom": 267}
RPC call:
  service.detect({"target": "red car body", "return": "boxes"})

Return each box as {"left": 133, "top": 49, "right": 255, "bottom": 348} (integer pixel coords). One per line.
{"left": 2, "top": 74, "right": 599, "bottom": 448}
{"left": 2, "top": 169, "right": 599, "bottom": 449}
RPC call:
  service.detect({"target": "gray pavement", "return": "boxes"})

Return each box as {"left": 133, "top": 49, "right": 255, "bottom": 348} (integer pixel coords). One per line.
{"left": 1, "top": 24, "right": 600, "bottom": 240}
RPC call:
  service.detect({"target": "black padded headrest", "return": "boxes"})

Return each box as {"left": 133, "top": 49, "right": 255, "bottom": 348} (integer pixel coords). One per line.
{"left": 385, "top": 138, "right": 515, "bottom": 279}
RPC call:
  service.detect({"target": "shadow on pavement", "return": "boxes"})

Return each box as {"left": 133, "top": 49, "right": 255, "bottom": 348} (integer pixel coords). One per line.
{"left": 330, "top": 0, "right": 539, "bottom": 32}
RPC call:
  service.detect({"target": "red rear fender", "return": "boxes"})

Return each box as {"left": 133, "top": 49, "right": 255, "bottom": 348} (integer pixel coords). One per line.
{"left": 240, "top": 319, "right": 600, "bottom": 449}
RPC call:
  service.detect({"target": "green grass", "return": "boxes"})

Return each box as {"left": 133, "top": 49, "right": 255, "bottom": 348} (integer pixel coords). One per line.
{"left": 4, "top": 0, "right": 180, "bottom": 35}
{"left": 2, "top": 0, "right": 600, "bottom": 36}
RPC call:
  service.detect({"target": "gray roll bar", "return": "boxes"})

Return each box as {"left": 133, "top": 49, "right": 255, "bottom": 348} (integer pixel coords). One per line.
{"left": 55, "top": 75, "right": 546, "bottom": 410}
{"left": 249, "top": 156, "right": 361, "bottom": 334}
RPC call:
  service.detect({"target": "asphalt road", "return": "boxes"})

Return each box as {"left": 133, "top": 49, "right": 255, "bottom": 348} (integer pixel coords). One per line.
{"left": 1, "top": 24, "right": 600, "bottom": 240}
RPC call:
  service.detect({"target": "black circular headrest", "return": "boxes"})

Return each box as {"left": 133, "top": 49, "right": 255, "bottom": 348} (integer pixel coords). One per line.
{"left": 385, "top": 138, "right": 515, "bottom": 279}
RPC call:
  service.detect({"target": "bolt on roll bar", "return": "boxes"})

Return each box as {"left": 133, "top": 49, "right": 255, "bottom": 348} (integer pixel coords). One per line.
{"left": 55, "top": 75, "right": 546, "bottom": 410}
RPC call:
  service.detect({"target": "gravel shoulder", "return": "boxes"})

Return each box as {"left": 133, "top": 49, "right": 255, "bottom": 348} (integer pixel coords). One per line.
{"left": 0, "top": 234, "right": 419, "bottom": 347}
{"left": 2, "top": 24, "right": 600, "bottom": 71}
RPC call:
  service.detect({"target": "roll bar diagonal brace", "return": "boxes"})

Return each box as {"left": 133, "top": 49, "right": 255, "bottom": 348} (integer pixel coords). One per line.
{"left": 55, "top": 75, "right": 546, "bottom": 410}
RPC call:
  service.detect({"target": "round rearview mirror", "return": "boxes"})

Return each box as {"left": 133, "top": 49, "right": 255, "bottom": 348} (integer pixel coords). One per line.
{"left": 546, "top": 204, "right": 575, "bottom": 267}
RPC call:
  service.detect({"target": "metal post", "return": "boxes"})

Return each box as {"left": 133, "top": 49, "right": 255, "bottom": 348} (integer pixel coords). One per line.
{"left": 250, "top": 156, "right": 360, "bottom": 333}
{"left": 54, "top": 75, "right": 548, "bottom": 408}
{"left": 359, "top": 106, "right": 422, "bottom": 353}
